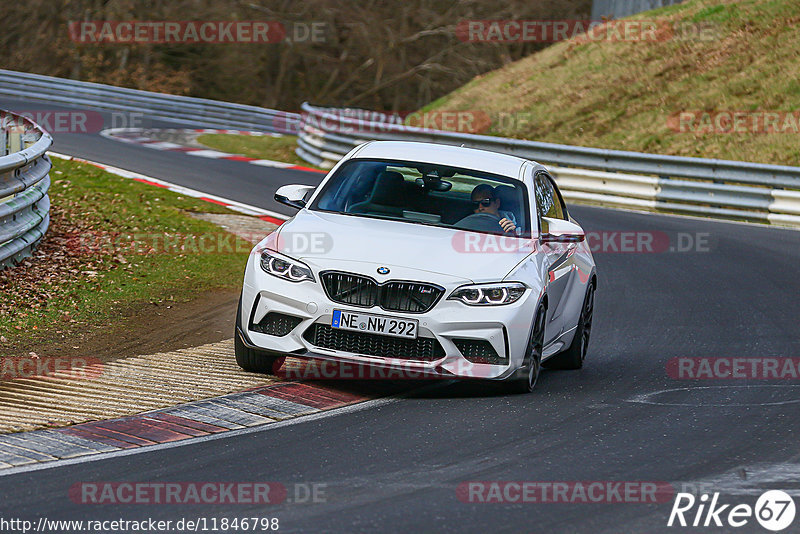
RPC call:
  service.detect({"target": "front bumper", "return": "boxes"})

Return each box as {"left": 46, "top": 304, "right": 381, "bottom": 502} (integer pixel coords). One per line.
{"left": 240, "top": 256, "right": 538, "bottom": 380}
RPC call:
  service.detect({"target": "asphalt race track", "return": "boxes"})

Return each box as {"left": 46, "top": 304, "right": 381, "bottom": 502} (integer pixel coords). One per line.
{"left": 1, "top": 97, "right": 799, "bottom": 533}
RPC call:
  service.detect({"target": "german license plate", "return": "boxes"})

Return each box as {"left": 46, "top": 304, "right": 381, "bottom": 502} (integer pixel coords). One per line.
{"left": 331, "top": 310, "right": 418, "bottom": 339}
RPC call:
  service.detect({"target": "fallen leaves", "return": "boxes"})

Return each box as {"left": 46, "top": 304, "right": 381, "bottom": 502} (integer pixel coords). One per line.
{"left": 0, "top": 203, "right": 120, "bottom": 331}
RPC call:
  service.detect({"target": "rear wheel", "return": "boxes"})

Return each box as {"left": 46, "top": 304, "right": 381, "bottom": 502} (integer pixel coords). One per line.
{"left": 544, "top": 283, "right": 594, "bottom": 370}
{"left": 234, "top": 297, "right": 285, "bottom": 375}
{"left": 506, "top": 304, "right": 546, "bottom": 394}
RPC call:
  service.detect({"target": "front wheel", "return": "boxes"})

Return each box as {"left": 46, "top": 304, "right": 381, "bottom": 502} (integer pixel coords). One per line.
{"left": 234, "top": 297, "right": 285, "bottom": 375}
{"left": 234, "top": 333, "right": 285, "bottom": 375}
{"left": 506, "top": 304, "right": 546, "bottom": 394}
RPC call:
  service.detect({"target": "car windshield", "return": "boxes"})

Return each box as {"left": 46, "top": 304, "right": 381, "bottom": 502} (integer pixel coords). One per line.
{"left": 310, "top": 158, "right": 531, "bottom": 237}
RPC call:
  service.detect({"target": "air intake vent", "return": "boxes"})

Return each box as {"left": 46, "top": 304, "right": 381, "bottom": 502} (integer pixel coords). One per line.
{"left": 453, "top": 338, "right": 507, "bottom": 365}
{"left": 251, "top": 312, "right": 303, "bottom": 337}
{"left": 303, "top": 323, "right": 445, "bottom": 361}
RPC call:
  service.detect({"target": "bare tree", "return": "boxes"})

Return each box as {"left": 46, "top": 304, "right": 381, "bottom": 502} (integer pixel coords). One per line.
{"left": 1, "top": 0, "right": 591, "bottom": 112}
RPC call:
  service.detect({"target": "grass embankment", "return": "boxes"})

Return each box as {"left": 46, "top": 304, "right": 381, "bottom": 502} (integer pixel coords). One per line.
{"left": 421, "top": 0, "right": 800, "bottom": 166}
{"left": 0, "top": 158, "right": 252, "bottom": 354}
{"left": 197, "top": 133, "right": 323, "bottom": 168}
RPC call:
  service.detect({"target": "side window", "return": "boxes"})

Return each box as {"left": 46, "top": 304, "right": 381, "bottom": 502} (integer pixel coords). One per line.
{"left": 534, "top": 173, "right": 564, "bottom": 220}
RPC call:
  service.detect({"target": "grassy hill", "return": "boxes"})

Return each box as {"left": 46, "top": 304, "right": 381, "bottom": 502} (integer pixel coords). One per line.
{"left": 421, "top": 0, "right": 800, "bottom": 166}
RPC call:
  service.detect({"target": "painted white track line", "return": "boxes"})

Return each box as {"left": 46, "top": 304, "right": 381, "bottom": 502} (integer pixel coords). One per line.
{"left": 100, "top": 127, "right": 326, "bottom": 174}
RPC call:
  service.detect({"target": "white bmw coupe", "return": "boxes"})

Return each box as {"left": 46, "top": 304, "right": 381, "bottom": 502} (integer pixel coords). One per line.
{"left": 236, "top": 141, "right": 596, "bottom": 392}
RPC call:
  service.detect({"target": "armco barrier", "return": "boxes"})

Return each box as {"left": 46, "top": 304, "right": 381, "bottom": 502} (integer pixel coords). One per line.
{"left": 0, "top": 70, "right": 301, "bottom": 134}
{"left": 296, "top": 103, "right": 800, "bottom": 228}
{"left": 0, "top": 110, "right": 53, "bottom": 270}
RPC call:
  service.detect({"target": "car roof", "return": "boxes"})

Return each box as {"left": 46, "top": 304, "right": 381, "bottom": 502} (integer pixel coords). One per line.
{"left": 350, "top": 141, "right": 537, "bottom": 180}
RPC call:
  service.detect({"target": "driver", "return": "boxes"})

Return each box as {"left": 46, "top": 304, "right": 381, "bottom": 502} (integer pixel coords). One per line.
{"left": 469, "top": 184, "right": 517, "bottom": 234}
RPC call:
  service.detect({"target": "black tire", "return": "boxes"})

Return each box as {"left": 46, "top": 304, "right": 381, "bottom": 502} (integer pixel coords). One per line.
{"left": 506, "top": 304, "right": 546, "bottom": 394}
{"left": 234, "top": 297, "right": 285, "bottom": 375}
{"left": 544, "top": 282, "right": 594, "bottom": 370}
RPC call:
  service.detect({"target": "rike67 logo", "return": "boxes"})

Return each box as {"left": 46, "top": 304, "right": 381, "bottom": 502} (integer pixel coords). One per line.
{"left": 668, "top": 490, "right": 796, "bottom": 531}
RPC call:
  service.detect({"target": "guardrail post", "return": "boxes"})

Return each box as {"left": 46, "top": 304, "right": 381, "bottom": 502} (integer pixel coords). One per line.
{"left": 8, "top": 130, "right": 21, "bottom": 154}
{"left": 0, "top": 114, "right": 8, "bottom": 156}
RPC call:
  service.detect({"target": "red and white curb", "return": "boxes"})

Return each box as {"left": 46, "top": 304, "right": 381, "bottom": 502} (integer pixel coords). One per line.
{"left": 100, "top": 127, "right": 326, "bottom": 174}
{"left": 0, "top": 381, "right": 387, "bottom": 470}
{"left": 49, "top": 151, "right": 288, "bottom": 226}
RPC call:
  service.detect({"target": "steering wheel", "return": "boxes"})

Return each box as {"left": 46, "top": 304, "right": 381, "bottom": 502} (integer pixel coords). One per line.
{"left": 453, "top": 212, "right": 506, "bottom": 233}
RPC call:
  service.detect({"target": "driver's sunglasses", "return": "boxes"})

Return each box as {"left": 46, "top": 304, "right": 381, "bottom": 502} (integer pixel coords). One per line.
{"left": 471, "top": 198, "right": 494, "bottom": 208}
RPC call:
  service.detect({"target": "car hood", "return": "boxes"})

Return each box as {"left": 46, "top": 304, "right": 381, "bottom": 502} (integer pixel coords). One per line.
{"left": 266, "top": 210, "right": 533, "bottom": 283}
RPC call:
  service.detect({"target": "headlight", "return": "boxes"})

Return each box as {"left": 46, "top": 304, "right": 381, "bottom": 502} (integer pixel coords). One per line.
{"left": 448, "top": 282, "right": 526, "bottom": 306}
{"left": 260, "top": 250, "right": 315, "bottom": 282}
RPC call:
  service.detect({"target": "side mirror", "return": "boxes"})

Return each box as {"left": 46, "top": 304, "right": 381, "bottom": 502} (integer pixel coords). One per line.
{"left": 541, "top": 217, "right": 585, "bottom": 243}
{"left": 275, "top": 184, "right": 315, "bottom": 210}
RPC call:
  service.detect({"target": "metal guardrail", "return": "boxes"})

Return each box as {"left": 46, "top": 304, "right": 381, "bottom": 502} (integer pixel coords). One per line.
{"left": 296, "top": 103, "right": 800, "bottom": 228}
{"left": 0, "top": 110, "right": 53, "bottom": 270}
{"left": 0, "top": 70, "right": 301, "bottom": 134}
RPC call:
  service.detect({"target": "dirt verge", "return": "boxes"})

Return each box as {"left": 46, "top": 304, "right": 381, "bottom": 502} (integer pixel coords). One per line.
{"left": 6, "top": 288, "right": 241, "bottom": 363}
